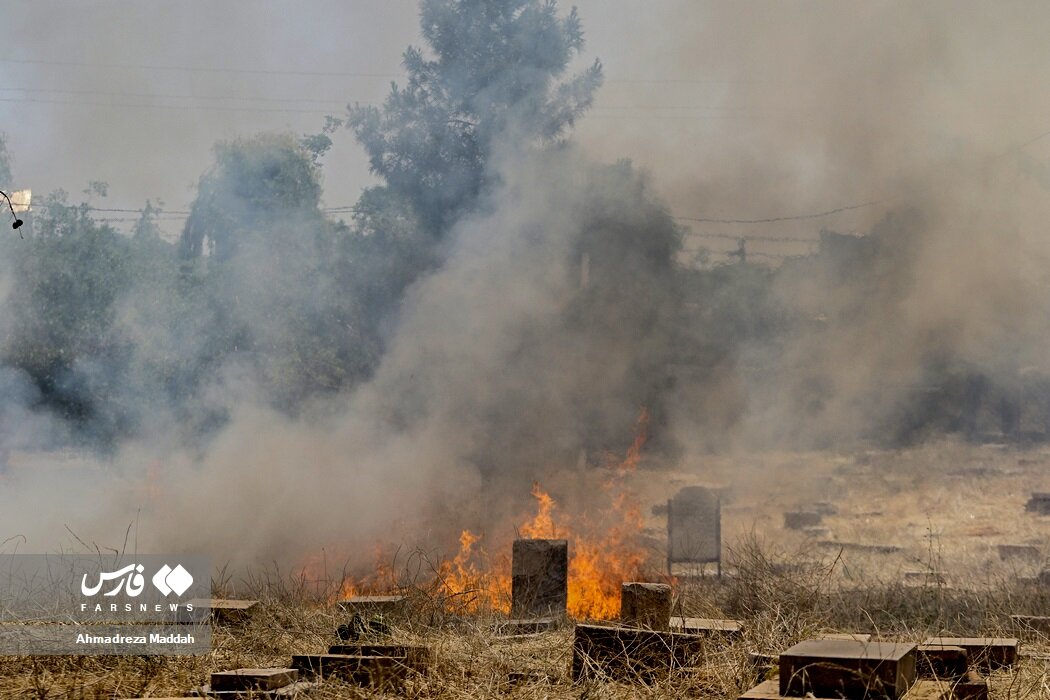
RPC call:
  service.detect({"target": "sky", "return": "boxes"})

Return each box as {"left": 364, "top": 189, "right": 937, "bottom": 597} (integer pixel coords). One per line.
{"left": 2, "top": 1, "right": 1050, "bottom": 260}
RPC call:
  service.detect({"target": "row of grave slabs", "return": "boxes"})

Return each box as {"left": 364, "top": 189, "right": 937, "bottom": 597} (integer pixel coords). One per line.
{"left": 121, "top": 480, "right": 1050, "bottom": 697}
{"left": 124, "top": 543, "right": 1033, "bottom": 698}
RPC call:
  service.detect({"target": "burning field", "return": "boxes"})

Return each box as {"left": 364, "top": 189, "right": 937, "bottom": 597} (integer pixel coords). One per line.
{"left": 5, "top": 441, "right": 1050, "bottom": 697}
{"left": 5, "top": 0, "right": 1050, "bottom": 697}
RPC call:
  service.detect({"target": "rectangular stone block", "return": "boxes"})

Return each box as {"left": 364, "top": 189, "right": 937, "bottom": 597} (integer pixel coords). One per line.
{"left": 952, "top": 670, "right": 989, "bottom": 700}
{"left": 210, "top": 668, "right": 298, "bottom": 691}
{"left": 194, "top": 681, "right": 321, "bottom": 698}
{"left": 672, "top": 617, "right": 743, "bottom": 638}
{"left": 916, "top": 644, "right": 967, "bottom": 679}
{"left": 571, "top": 623, "right": 705, "bottom": 682}
{"left": 1025, "top": 493, "right": 1050, "bottom": 515}
{"left": 290, "top": 654, "right": 410, "bottom": 688}
{"left": 667, "top": 486, "right": 721, "bottom": 565}
{"left": 784, "top": 511, "right": 822, "bottom": 530}
{"left": 997, "top": 544, "right": 1040, "bottom": 561}
{"left": 620, "top": 582, "right": 671, "bottom": 630}
{"left": 818, "top": 633, "right": 873, "bottom": 642}
{"left": 327, "top": 643, "right": 429, "bottom": 671}
{"left": 511, "top": 539, "right": 567, "bottom": 618}
{"left": 922, "top": 638, "right": 1017, "bottom": 670}
{"left": 185, "top": 598, "right": 259, "bottom": 625}
{"left": 779, "top": 639, "right": 917, "bottom": 699}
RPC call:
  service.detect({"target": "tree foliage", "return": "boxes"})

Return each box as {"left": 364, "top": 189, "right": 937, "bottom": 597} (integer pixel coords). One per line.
{"left": 348, "top": 0, "right": 602, "bottom": 235}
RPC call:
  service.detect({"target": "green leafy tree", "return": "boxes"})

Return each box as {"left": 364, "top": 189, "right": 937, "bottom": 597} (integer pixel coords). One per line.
{"left": 177, "top": 133, "right": 369, "bottom": 409}
{"left": 180, "top": 134, "right": 323, "bottom": 261}
{"left": 0, "top": 190, "right": 134, "bottom": 440}
{"left": 347, "top": 0, "right": 602, "bottom": 235}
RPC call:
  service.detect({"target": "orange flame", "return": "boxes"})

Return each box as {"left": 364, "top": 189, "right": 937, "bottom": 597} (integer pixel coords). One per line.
{"left": 520, "top": 482, "right": 560, "bottom": 539}
{"left": 299, "top": 407, "right": 654, "bottom": 620}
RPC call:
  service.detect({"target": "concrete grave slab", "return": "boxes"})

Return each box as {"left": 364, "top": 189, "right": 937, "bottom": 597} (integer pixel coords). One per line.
{"left": 779, "top": 639, "right": 917, "bottom": 699}
{"left": 571, "top": 623, "right": 705, "bottom": 683}
{"left": 210, "top": 668, "right": 298, "bottom": 692}
{"left": 922, "top": 638, "right": 1017, "bottom": 671}
{"left": 185, "top": 598, "right": 260, "bottom": 625}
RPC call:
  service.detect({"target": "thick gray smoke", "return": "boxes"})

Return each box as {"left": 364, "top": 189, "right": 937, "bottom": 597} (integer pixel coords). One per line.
{"left": 4, "top": 1, "right": 1050, "bottom": 570}
{"left": 626, "top": 1, "right": 1050, "bottom": 452}
{"left": 103, "top": 144, "right": 678, "bottom": 567}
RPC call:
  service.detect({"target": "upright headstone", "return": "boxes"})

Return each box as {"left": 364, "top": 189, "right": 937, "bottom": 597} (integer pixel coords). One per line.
{"left": 620, "top": 582, "right": 671, "bottom": 630}
{"left": 667, "top": 486, "right": 721, "bottom": 576}
{"left": 511, "top": 539, "right": 568, "bottom": 618}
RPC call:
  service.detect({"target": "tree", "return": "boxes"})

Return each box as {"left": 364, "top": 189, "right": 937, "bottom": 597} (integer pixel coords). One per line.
{"left": 179, "top": 134, "right": 323, "bottom": 261}
{"left": 0, "top": 190, "right": 135, "bottom": 441}
{"left": 347, "top": 0, "right": 602, "bottom": 235}
{"left": 177, "top": 133, "right": 369, "bottom": 410}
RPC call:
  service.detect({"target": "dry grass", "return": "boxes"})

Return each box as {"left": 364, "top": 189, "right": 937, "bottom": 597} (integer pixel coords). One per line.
{"left": 5, "top": 440, "right": 1050, "bottom": 698}
{"left": 2, "top": 556, "right": 1049, "bottom": 699}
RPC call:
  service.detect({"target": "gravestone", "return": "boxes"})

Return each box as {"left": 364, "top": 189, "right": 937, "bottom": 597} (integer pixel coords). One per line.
{"left": 779, "top": 639, "right": 917, "bottom": 699}
{"left": 922, "top": 637, "right": 1018, "bottom": 671}
{"left": 672, "top": 617, "right": 744, "bottom": 638}
{"left": 620, "top": 582, "right": 671, "bottom": 630}
{"left": 291, "top": 654, "right": 414, "bottom": 688}
{"left": 210, "top": 668, "right": 298, "bottom": 692}
{"left": 784, "top": 511, "right": 823, "bottom": 530}
{"left": 184, "top": 598, "right": 259, "bottom": 625}
{"left": 511, "top": 539, "right": 568, "bottom": 617}
{"left": 997, "top": 544, "right": 1040, "bottom": 561}
{"left": 667, "top": 486, "right": 721, "bottom": 576}
{"left": 1025, "top": 493, "right": 1050, "bottom": 515}
{"left": 571, "top": 623, "right": 705, "bottom": 682}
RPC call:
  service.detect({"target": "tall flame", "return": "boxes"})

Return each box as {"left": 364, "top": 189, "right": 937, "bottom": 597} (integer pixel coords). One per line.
{"left": 301, "top": 406, "right": 654, "bottom": 619}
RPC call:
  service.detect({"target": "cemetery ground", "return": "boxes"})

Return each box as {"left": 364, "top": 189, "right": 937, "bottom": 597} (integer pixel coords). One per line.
{"left": 5, "top": 439, "right": 1050, "bottom": 698}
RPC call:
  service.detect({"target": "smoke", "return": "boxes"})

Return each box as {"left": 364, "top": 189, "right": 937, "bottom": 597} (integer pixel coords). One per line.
{"left": 63, "top": 142, "right": 677, "bottom": 568}
{"left": 612, "top": 1, "right": 1050, "bottom": 450}
{"left": 4, "top": 1, "right": 1050, "bottom": 569}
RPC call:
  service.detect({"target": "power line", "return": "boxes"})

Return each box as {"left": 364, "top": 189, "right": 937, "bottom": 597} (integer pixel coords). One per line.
{"left": 0, "top": 93, "right": 749, "bottom": 120}
{"left": 0, "top": 57, "right": 398, "bottom": 79}
{"left": 686, "top": 232, "right": 815, "bottom": 244}
{"left": 673, "top": 199, "right": 884, "bottom": 225}
{"left": 0, "top": 96, "right": 342, "bottom": 115}
{"left": 0, "top": 57, "right": 777, "bottom": 87}
{"left": 0, "top": 86, "right": 360, "bottom": 107}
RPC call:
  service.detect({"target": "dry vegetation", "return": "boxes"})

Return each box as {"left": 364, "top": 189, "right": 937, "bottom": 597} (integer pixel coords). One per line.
{"left": 5, "top": 440, "right": 1050, "bottom": 698}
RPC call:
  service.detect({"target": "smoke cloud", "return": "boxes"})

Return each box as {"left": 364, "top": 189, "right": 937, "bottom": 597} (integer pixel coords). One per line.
{"left": 3, "top": 1, "right": 1050, "bottom": 571}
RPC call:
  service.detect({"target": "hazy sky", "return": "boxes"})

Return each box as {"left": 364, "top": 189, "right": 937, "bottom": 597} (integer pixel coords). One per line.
{"left": 2, "top": 1, "right": 1050, "bottom": 258}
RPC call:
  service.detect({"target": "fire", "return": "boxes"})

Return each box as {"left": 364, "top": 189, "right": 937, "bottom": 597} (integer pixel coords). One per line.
{"left": 520, "top": 482, "right": 560, "bottom": 538}
{"left": 515, "top": 407, "right": 654, "bottom": 619}
{"left": 300, "top": 406, "right": 655, "bottom": 620}
{"left": 520, "top": 480, "right": 649, "bottom": 620}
